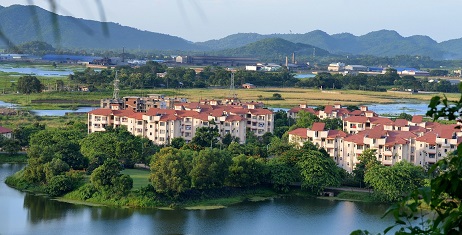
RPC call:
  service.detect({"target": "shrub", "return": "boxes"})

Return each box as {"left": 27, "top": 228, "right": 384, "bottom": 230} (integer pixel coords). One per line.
{"left": 45, "top": 175, "right": 74, "bottom": 197}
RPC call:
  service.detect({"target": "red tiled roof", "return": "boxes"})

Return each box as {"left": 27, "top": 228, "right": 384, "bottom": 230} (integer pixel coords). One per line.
{"left": 0, "top": 126, "right": 12, "bottom": 134}
{"left": 385, "top": 136, "right": 409, "bottom": 146}
{"left": 248, "top": 108, "right": 273, "bottom": 115}
{"left": 344, "top": 132, "right": 365, "bottom": 144}
{"left": 159, "top": 114, "right": 180, "bottom": 121}
{"left": 88, "top": 108, "right": 114, "bottom": 116}
{"left": 433, "top": 124, "right": 459, "bottom": 139}
{"left": 327, "top": 130, "right": 347, "bottom": 138}
{"left": 409, "top": 125, "right": 427, "bottom": 134}
{"left": 344, "top": 116, "right": 368, "bottom": 122}
{"left": 131, "top": 112, "right": 144, "bottom": 120}
{"left": 226, "top": 115, "right": 245, "bottom": 122}
{"left": 394, "top": 119, "right": 408, "bottom": 127}
{"left": 324, "top": 105, "right": 333, "bottom": 114}
{"left": 411, "top": 115, "right": 423, "bottom": 123}
{"left": 349, "top": 110, "right": 363, "bottom": 116}
{"left": 311, "top": 122, "right": 326, "bottom": 131}
{"left": 288, "top": 128, "right": 308, "bottom": 138}
{"left": 416, "top": 132, "right": 437, "bottom": 144}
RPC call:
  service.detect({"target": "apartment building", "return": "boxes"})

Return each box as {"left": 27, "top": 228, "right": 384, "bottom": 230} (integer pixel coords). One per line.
{"left": 288, "top": 111, "right": 462, "bottom": 172}
{"left": 414, "top": 124, "right": 462, "bottom": 166}
{"left": 88, "top": 100, "right": 273, "bottom": 145}
{"left": 288, "top": 104, "right": 373, "bottom": 121}
{"left": 288, "top": 122, "right": 346, "bottom": 164}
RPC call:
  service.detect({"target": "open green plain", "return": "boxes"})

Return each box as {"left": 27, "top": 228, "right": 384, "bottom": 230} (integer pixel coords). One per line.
{"left": 0, "top": 87, "right": 457, "bottom": 110}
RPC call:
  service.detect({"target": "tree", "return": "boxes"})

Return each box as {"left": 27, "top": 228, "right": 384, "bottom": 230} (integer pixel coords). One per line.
{"left": 191, "top": 126, "right": 219, "bottom": 148}
{"left": 150, "top": 147, "right": 193, "bottom": 197}
{"left": 396, "top": 112, "right": 413, "bottom": 121}
{"left": 80, "top": 128, "right": 143, "bottom": 170}
{"left": 170, "top": 137, "right": 186, "bottom": 149}
{"left": 0, "top": 138, "right": 21, "bottom": 155}
{"left": 291, "top": 110, "right": 320, "bottom": 129}
{"left": 352, "top": 149, "right": 380, "bottom": 188}
{"left": 13, "top": 122, "right": 45, "bottom": 147}
{"left": 297, "top": 150, "right": 340, "bottom": 194}
{"left": 16, "top": 75, "right": 44, "bottom": 94}
{"left": 322, "top": 118, "right": 343, "bottom": 130}
{"left": 267, "top": 156, "right": 299, "bottom": 192}
{"left": 364, "top": 161, "right": 425, "bottom": 202}
{"left": 226, "top": 154, "right": 266, "bottom": 187}
{"left": 190, "top": 149, "right": 231, "bottom": 189}
{"left": 90, "top": 158, "right": 133, "bottom": 197}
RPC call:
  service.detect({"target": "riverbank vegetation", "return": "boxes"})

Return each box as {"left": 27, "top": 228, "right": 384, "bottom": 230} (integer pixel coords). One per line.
{"left": 5, "top": 106, "right": 427, "bottom": 209}
{"left": 0, "top": 153, "right": 27, "bottom": 163}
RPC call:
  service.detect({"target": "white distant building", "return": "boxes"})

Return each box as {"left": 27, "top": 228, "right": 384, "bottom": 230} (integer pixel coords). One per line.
{"left": 328, "top": 62, "right": 345, "bottom": 72}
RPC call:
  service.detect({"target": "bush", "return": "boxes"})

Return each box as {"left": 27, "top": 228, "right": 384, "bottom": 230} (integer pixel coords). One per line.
{"left": 75, "top": 184, "right": 97, "bottom": 200}
{"left": 45, "top": 175, "right": 74, "bottom": 197}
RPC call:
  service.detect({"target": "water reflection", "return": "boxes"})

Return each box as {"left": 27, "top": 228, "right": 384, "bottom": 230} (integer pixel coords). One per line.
{"left": 23, "top": 194, "right": 81, "bottom": 224}
{"left": 90, "top": 207, "right": 134, "bottom": 221}
{"left": 1, "top": 164, "right": 397, "bottom": 235}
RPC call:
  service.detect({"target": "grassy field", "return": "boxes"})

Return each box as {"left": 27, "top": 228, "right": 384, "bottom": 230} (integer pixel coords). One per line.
{"left": 121, "top": 168, "right": 151, "bottom": 190}
{"left": 0, "top": 113, "right": 87, "bottom": 129}
{"left": 0, "top": 87, "right": 454, "bottom": 110}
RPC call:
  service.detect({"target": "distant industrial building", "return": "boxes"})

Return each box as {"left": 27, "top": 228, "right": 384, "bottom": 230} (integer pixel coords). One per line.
{"left": 175, "top": 55, "right": 258, "bottom": 66}
{"left": 328, "top": 62, "right": 345, "bottom": 72}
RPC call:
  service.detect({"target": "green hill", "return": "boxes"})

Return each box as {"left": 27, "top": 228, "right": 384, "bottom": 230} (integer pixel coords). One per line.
{"left": 0, "top": 4, "right": 202, "bottom": 51}
{"left": 198, "top": 30, "right": 461, "bottom": 59}
{"left": 212, "top": 38, "right": 330, "bottom": 61}
{"left": 2, "top": 4, "right": 462, "bottom": 59}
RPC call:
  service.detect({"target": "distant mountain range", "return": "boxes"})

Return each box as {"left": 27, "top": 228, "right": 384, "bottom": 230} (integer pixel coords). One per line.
{"left": 1, "top": 4, "right": 462, "bottom": 59}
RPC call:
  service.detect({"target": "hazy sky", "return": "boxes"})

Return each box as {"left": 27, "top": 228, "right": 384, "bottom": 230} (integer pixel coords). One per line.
{"left": 2, "top": 0, "right": 461, "bottom": 42}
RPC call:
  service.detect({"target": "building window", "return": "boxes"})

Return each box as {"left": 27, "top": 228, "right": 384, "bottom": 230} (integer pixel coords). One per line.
{"left": 160, "top": 122, "right": 165, "bottom": 126}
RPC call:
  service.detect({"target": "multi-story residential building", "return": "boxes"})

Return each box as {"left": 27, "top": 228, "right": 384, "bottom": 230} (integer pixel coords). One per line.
{"left": 341, "top": 125, "right": 417, "bottom": 172}
{"left": 317, "top": 104, "right": 351, "bottom": 120}
{"left": 288, "top": 104, "right": 375, "bottom": 121}
{"left": 288, "top": 111, "right": 462, "bottom": 172}
{"left": 288, "top": 122, "right": 346, "bottom": 164}
{"left": 287, "top": 104, "right": 317, "bottom": 119}
{"left": 88, "top": 99, "right": 273, "bottom": 145}
{"left": 100, "top": 94, "right": 187, "bottom": 112}
{"left": 342, "top": 114, "right": 393, "bottom": 134}
{"left": 414, "top": 124, "right": 462, "bottom": 167}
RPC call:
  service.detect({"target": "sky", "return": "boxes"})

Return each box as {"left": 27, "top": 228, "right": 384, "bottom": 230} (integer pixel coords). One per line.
{"left": 2, "top": 0, "right": 461, "bottom": 43}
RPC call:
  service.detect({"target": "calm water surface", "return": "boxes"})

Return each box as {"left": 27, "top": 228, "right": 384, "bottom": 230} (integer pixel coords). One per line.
{"left": 0, "top": 164, "right": 396, "bottom": 235}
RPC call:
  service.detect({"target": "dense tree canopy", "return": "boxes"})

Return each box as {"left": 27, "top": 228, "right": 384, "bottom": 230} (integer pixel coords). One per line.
{"left": 297, "top": 150, "right": 341, "bottom": 194}
{"left": 364, "top": 161, "right": 425, "bottom": 202}
{"left": 16, "top": 75, "right": 44, "bottom": 94}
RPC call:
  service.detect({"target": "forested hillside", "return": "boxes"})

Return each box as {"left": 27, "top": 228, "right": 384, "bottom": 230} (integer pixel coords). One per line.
{"left": 0, "top": 5, "right": 201, "bottom": 51}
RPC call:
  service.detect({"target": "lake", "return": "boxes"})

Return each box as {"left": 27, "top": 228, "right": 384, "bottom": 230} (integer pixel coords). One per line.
{"left": 0, "top": 164, "right": 398, "bottom": 235}
{"left": 0, "top": 66, "right": 74, "bottom": 77}
{"left": 271, "top": 101, "right": 430, "bottom": 116}
{"left": 0, "top": 99, "right": 431, "bottom": 117}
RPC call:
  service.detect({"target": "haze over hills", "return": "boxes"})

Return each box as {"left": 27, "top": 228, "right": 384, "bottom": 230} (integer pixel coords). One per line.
{"left": 0, "top": 4, "right": 202, "bottom": 51}
{"left": 1, "top": 4, "right": 462, "bottom": 59}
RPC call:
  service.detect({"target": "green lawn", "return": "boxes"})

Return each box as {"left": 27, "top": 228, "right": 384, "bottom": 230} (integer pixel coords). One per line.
{"left": 122, "top": 168, "right": 151, "bottom": 190}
